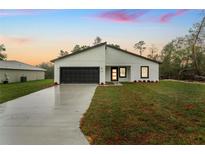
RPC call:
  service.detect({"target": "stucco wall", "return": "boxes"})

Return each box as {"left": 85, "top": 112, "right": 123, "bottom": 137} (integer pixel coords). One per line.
{"left": 54, "top": 45, "right": 106, "bottom": 84}
{"left": 0, "top": 69, "right": 45, "bottom": 83}
{"left": 105, "top": 47, "right": 159, "bottom": 81}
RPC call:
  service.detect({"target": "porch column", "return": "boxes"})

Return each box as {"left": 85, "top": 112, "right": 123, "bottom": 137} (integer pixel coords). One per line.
{"left": 100, "top": 66, "right": 105, "bottom": 84}
{"left": 130, "top": 65, "right": 135, "bottom": 82}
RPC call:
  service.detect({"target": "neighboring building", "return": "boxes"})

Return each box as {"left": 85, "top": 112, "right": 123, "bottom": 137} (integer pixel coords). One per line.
{"left": 0, "top": 60, "right": 46, "bottom": 83}
{"left": 51, "top": 42, "right": 160, "bottom": 84}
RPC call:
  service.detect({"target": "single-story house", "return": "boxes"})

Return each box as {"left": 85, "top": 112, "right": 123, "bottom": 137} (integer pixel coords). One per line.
{"left": 0, "top": 60, "right": 46, "bottom": 83}
{"left": 51, "top": 42, "right": 160, "bottom": 84}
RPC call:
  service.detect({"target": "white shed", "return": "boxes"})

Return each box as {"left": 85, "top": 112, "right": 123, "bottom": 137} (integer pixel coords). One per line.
{"left": 0, "top": 60, "right": 46, "bottom": 83}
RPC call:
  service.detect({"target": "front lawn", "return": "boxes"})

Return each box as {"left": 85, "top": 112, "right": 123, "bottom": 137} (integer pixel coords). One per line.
{"left": 81, "top": 80, "right": 205, "bottom": 144}
{"left": 0, "top": 79, "right": 54, "bottom": 104}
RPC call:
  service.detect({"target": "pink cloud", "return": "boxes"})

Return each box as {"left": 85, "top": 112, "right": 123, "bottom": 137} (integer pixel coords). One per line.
{"left": 159, "top": 10, "right": 190, "bottom": 23}
{"left": 96, "top": 10, "right": 149, "bottom": 23}
{"left": 0, "top": 35, "right": 32, "bottom": 44}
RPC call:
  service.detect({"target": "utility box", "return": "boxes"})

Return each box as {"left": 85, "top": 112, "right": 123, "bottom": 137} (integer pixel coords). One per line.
{"left": 20, "top": 76, "right": 27, "bottom": 82}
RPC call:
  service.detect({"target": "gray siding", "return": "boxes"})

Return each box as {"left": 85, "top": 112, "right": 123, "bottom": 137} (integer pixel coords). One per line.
{"left": 0, "top": 69, "right": 45, "bottom": 83}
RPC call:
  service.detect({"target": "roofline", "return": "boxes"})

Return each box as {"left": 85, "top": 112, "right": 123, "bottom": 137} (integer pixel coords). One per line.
{"left": 106, "top": 45, "right": 162, "bottom": 64}
{"left": 50, "top": 42, "right": 107, "bottom": 62}
{"left": 0, "top": 60, "right": 46, "bottom": 71}
{"left": 0, "top": 68, "right": 46, "bottom": 71}
{"left": 50, "top": 42, "right": 161, "bottom": 64}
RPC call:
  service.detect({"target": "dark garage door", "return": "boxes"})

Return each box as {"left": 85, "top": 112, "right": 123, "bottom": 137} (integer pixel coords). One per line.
{"left": 60, "top": 67, "right": 99, "bottom": 83}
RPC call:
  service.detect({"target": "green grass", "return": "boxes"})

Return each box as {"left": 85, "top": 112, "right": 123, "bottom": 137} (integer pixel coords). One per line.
{"left": 81, "top": 80, "right": 205, "bottom": 144}
{"left": 0, "top": 79, "right": 54, "bottom": 104}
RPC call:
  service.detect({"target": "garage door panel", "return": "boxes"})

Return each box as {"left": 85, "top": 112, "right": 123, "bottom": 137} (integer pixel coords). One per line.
{"left": 60, "top": 67, "right": 99, "bottom": 83}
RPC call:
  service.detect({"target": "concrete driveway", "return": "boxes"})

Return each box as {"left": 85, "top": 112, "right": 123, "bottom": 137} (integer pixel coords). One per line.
{"left": 0, "top": 84, "right": 97, "bottom": 145}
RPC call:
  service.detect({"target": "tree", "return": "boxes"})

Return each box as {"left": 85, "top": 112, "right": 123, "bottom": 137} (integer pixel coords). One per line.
{"left": 147, "top": 44, "right": 159, "bottom": 60}
{"left": 71, "top": 45, "right": 89, "bottom": 53}
{"left": 0, "top": 44, "right": 7, "bottom": 60}
{"left": 36, "top": 62, "right": 54, "bottom": 79}
{"left": 159, "top": 14, "right": 205, "bottom": 80}
{"left": 189, "top": 16, "right": 205, "bottom": 75}
{"left": 71, "top": 45, "right": 81, "bottom": 52}
{"left": 134, "top": 41, "right": 146, "bottom": 56}
{"left": 59, "top": 50, "right": 68, "bottom": 57}
{"left": 108, "top": 44, "right": 120, "bottom": 48}
{"left": 159, "top": 34, "right": 204, "bottom": 79}
{"left": 93, "top": 36, "right": 102, "bottom": 45}
{"left": 160, "top": 41, "right": 176, "bottom": 79}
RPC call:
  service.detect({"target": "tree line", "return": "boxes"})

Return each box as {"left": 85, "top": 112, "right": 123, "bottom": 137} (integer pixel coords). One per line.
{"left": 160, "top": 16, "right": 205, "bottom": 80}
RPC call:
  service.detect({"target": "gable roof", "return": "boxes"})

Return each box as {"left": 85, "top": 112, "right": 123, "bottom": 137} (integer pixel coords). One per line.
{"left": 106, "top": 45, "right": 161, "bottom": 64}
{"left": 0, "top": 60, "right": 46, "bottom": 71}
{"left": 51, "top": 42, "right": 161, "bottom": 64}
{"left": 50, "top": 42, "right": 107, "bottom": 62}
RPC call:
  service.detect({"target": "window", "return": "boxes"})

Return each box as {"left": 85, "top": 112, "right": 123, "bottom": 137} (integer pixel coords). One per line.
{"left": 141, "top": 66, "right": 149, "bottom": 78}
{"left": 119, "top": 67, "right": 126, "bottom": 78}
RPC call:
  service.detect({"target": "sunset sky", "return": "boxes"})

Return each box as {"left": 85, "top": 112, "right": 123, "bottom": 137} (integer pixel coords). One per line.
{"left": 0, "top": 9, "right": 203, "bottom": 65}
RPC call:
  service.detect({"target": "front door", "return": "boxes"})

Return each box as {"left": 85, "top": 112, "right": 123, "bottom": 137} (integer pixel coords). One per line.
{"left": 111, "top": 67, "right": 118, "bottom": 81}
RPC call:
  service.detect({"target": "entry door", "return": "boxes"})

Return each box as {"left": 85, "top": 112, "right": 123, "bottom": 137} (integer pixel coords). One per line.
{"left": 111, "top": 67, "right": 118, "bottom": 81}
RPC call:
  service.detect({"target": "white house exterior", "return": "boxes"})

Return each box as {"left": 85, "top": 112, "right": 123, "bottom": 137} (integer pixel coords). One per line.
{"left": 51, "top": 42, "right": 160, "bottom": 84}
{"left": 0, "top": 60, "right": 46, "bottom": 83}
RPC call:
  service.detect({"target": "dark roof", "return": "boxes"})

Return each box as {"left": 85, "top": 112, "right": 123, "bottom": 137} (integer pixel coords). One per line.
{"left": 51, "top": 42, "right": 107, "bottom": 62}
{"left": 106, "top": 45, "right": 161, "bottom": 64}
{"left": 51, "top": 42, "right": 161, "bottom": 64}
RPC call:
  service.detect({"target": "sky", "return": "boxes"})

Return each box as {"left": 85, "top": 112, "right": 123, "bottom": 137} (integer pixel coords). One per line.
{"left": 0, "top": 9, "right": 203, "bottom": 65}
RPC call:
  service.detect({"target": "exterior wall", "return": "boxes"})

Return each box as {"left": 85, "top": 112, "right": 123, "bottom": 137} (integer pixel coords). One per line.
{"left": 105, "top": 66, "right": 131, "bottom": 82}
{"left": 0, "top": 69, "right": 45, "bottom": 83}
{"left": 54, "top": 45, "right": 106, "bottom": 84}
{"left": 105, "top": 47, "right": 159, "bottom": 81}
{"left": 53, "top": 44, "right": 159, "bottom": 84}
